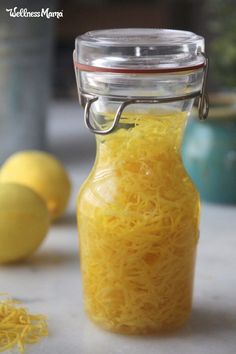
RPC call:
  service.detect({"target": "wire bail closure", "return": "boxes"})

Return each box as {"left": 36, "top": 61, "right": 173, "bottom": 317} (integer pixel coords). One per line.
{"left": 74, "top": 52, "right": 209, "bottom": 135}
{"left": 198, "top": 52, "right": 209, "bottom": 120}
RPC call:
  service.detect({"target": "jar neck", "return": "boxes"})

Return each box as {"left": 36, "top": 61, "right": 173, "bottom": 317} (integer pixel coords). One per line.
{"left": 78, "top": 68, "right": 204, "bottom": 100}
{"left": 95, "top": 111, "right": 189, "bottom": 169}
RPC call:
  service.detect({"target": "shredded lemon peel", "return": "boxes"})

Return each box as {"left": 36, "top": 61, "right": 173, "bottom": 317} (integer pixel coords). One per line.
{"left": 78, "top": 111, "right": 200, "bottom": 334}
{"left": 0, "top": 295, "right": 48, "bottom": 353}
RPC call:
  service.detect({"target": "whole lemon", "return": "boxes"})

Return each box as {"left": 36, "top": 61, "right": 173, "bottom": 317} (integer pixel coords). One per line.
{"left": 0, "top": 151, "right": 71, "bottom": 221}
{"left": 0, "top": 183, "right": 50, "bottom": 264}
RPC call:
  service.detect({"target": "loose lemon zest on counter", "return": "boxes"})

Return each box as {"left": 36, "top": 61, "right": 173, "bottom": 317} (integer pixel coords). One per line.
{"left": 0, "top": 296, "right": 48, "bottom": 353}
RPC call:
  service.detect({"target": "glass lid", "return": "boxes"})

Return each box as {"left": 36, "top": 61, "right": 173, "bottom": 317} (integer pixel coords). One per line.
{"left": 75, "top": 28, "right": 205, "bottom": 73}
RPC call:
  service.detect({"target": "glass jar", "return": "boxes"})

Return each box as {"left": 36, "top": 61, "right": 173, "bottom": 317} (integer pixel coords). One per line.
{"left": 74, "top": 29, "right": 209, "bottom": 334}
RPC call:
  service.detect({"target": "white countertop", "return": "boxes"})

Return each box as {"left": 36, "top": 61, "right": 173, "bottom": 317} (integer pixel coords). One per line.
{"left": 1, "top": 101, "right": 236, "bottom": 354}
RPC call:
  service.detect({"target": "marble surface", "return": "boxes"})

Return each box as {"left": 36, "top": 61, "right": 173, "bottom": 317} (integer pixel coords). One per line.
{"left": 1, "top": 101, "right": 236, "bottom": 354}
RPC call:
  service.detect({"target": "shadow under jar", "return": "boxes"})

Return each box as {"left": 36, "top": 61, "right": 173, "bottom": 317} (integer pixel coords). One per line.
{"left": 74, "top": 28, "right": 209, "bottom": 335}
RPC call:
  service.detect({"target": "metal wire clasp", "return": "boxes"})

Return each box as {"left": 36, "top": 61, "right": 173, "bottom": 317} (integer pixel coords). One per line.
{"left": 198, "top": 52, "right": 209, "bottom": 120}
{"left": 75, "top": 53, "right": 209, "bottom": 135}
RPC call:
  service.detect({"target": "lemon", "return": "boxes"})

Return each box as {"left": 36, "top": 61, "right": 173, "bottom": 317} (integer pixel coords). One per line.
{"left": 0, "top": 151, "right": 71, "bottom": 221}
{"left": 0, "top": 183, "right": 50, "bottom": 264}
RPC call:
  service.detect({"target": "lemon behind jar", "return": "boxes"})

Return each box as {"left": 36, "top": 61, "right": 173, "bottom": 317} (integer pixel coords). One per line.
{"left": 0, "top": 151, "right": 71, "bottom": 221}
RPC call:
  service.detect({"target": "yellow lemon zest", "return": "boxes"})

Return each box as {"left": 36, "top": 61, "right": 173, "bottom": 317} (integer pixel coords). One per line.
{"left": 0, "top": 296, "right": 48, "bottom": 353}
{"left": 78, "top": 111, "right": 200, "bottom": 334}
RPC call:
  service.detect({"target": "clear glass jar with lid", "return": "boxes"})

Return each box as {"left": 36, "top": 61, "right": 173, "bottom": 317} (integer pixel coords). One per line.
{"left": 74, "top": 28, "right": 209, "bottom": 334}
